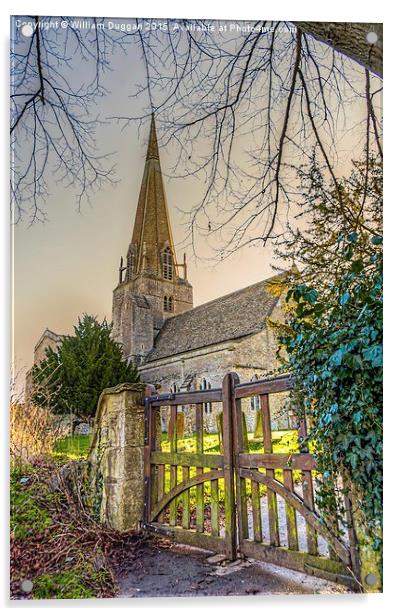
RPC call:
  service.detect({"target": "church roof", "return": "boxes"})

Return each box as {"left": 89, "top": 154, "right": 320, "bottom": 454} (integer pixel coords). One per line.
{"left": 145, "top": 275, "right": 285, "bottom": 363}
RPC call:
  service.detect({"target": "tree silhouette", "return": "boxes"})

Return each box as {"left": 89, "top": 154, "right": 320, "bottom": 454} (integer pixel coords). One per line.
{"left": 11, "top": 17, "right": 382, "bottom": 251}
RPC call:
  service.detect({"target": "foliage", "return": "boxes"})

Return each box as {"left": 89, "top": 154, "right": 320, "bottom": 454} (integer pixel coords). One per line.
{"left": 31, "top": 314, "right": 139, "bottom": 420}
{"left": 10, "top": 461, "right": 120, "bottom": 599}
{"left": 32, "top": 568, "right": 97, "bottom": 599}
{"left": 277, "top": 158, "right": 382, "bottom": 543}
{"left": 10, "top": 401, "right": 62, "bottom": 464}
{"left": 10, "top": 465, "right": 52, "bottom": 541}
{"left": 276, "top": 154, "right": 382, "bottom": 289}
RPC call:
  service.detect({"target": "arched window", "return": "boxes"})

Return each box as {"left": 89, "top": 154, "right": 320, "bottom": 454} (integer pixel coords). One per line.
{"left": 250, "top": 374, "right": 260, "bottom": 411}
{"left": 162, "top": 246, "right": 173, "bottom": 280}
{"left": 163, "top": 296, "right": 174, "bottom": 312}
{"left": 200, "top": 378, "right": 212, "bottom": 414}
{"left": 250, "top": 396, "right": 261, "bottom": 412}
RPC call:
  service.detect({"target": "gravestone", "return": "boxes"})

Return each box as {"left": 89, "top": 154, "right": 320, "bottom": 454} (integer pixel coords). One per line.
{"left": 74, "top": 422, "right": 91, "bottom": 435}
{"left": 254, "top": 410, "right": 263, "bottom": 440}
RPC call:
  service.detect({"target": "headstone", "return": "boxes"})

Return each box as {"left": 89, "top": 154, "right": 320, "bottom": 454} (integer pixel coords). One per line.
{"left": 254, "top": 410, "right": 263, "bottom": 439}
{"left": 74, "top": 422, "right": 91, "bottom": 435}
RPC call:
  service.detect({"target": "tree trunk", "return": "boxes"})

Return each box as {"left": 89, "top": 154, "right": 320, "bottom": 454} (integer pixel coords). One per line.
{"left": 295, "top": 22, "right": 383, "bottom": 77}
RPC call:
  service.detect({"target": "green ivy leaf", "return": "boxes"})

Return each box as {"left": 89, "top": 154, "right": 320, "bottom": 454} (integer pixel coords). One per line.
{"left": 339, "top": 292, "right": 350, "bottom": 306}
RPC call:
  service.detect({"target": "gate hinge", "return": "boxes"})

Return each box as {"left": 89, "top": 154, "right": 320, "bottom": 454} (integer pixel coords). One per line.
{"left": 142, "top": 522, "right": 175, "bottom": 538}
{"left": 144, "top": 393, "right": 176, "bottom": 403}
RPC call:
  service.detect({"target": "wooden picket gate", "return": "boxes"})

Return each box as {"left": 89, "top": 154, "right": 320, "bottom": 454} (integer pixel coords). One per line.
{"left": 142, "top": 372, "right": 361, "bottom": 590}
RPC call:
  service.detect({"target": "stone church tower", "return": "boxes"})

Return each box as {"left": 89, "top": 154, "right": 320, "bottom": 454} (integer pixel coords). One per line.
{"left": 112, "top": 116, "right": 193, "bottom": 365}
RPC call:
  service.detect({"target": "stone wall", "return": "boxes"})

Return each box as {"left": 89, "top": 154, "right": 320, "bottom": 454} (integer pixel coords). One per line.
{"left": 87, "top": 382, "right": 147, "bottom": 531}
{"left": 139, "top": 325, "right": 288, "bottom": 434}
{"left": 112, "top": 271, "right": 193, "bottom": 364}
{"left": 33, "top": 330, "right": 62, "bottom": 365}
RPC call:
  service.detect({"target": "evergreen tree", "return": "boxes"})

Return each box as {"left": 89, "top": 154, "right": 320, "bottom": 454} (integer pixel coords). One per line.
{"left": 31, "top": 314, "right": 139, "bottom": 420}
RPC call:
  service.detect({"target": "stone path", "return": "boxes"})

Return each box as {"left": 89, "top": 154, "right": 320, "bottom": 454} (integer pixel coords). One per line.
{"left": 246, "top": 484, "right": 349, "bottom": 556}
{"left": 115, "top": 539, "right": 350, "bottom": 598}
{"left": 246, "top": 492, "right": 329, "bottom": 554}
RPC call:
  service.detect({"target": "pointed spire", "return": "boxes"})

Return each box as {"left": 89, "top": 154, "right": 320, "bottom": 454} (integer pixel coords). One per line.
{"left": 146, "top": 113, "right": 160, "bottom": 160}
{"left": 125, "top": 114, "right": 177, "bottom": 280}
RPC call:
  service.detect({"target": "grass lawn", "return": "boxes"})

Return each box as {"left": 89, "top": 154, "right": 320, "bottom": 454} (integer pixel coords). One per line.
{"left": 53, "top": 434, "right": 92, "bottom": 460}
{"left": 161, "top": 429, "right": 298, "bottom": 455}
{"left": 52, "top": 430, "right": 301, "bottom": 503}
{"left": 54, "top": 429, "right": 298, "bottom": 461}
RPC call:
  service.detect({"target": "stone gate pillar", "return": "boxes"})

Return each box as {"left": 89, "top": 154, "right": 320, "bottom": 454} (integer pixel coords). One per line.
{"left": 87, "top": 382, "right": 149, "bottom": 531}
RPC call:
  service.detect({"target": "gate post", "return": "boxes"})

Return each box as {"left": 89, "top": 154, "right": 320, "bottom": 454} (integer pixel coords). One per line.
{"left": 222, "top": 372, "right": 239, "bottom": 560}
{"left": 143, "top": 385, "right": 157, "bottom": 526}
{"left": 87, "top": 382, "right": 147, "bottom": 531}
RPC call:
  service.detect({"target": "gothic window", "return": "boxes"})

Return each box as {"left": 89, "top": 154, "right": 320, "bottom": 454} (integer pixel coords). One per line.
{"left": 162, "top": 246, "right": 173, "bottom": 280}
{"left": 171, "top": 382, "right": 178, "bottom": 393}
{"left": 200, "top": 378, "right": 212, "bottom": 414}
{"left": 250, "top": 374, "right": 260, "bottom": 412}
{"left": 163, "top": 295, "right": 174, "bottom": 312}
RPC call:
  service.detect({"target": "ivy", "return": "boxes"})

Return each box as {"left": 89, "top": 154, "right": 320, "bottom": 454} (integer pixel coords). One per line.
{"left": 275, "top": 156, "right": 382, "bottom": 564}
{"left": 281, "top": 234, "right": 382, "bottom": 534}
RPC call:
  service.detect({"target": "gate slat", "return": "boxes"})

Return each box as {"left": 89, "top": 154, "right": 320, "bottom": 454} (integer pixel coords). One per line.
{"left": 251, "top": 480, "right": 262, "bottom": 542}
{"left": 222, "top": 373, "right": 238, "bottom": 559}
{"left": 182, "top": 466, "right": 190, "bottom": 529}
{"left": 260, "top": 394, "right": 280, "bottom": 546}
{"left": 327, "top": 508, "right": 340, "bottom": 562}
{"left": 157, "top": 464, "right": 165, "bottom": 523}
{"left": 283, "top": 469, "right": 299, "bottom": 551}
{"left": 210, "top": 478, "right": 219, "bottom": 536}
{"left": 297, "top": 414, "right": 318, "bottom": 555}
{"left": 302, "top": 471, "right": 318, "bottom": 555}
{"left": 195, "top": 404, "right": 204, "bottom": 533}
{"left": 169, "top": 405, "right": 177, "bottom": 526}
{"left": 233, "top": 397, "right": 249, "bottom": 542}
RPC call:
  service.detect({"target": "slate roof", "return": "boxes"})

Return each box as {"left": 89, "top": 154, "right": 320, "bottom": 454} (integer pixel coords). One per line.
{"left": 145, "top": 275, "right": 284, "bottom": 363}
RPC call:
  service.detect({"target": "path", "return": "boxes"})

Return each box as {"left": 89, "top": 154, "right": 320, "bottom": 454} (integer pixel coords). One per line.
{"left": 114, "top": 537, "right": 349, "bottom": 598}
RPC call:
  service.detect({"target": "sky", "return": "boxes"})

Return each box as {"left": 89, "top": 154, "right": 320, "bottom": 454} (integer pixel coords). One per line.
{"left": 11, "top": 17, "right": 382, "bottom": 394}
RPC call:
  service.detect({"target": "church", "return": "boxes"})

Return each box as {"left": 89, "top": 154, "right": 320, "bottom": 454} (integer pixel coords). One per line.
{"left": 28, "top": 116, "right": 291, "bottom": 432}
{"left": 111, "top": 116, "right": 290, "bottom": 431}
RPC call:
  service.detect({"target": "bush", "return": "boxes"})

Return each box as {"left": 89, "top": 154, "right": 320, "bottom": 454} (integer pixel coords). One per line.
{"left": 10, "top": 401, "right": 62, "bottom": 465}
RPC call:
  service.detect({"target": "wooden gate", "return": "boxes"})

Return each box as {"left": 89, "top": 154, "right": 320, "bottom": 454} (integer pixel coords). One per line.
{"left": 143, "top": 373, "right": 360, "bottom": 590}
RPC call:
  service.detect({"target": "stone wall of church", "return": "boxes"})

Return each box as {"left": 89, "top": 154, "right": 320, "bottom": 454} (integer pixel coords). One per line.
{"left": 33, "top": 333, "right": 61, "bottom": 365}
{"left": 138, "top": 325, "right": 289, "bottom": 436}
{"left": 112, "top": 272, "right": 193, "bottom": 364}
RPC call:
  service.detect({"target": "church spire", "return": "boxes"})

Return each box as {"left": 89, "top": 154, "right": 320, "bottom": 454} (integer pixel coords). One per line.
{"left": 146, "top": 113, "right": 160, "bottom": 160}
{"left": 126, "top": 114, "right": 178, "bottom": 280}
